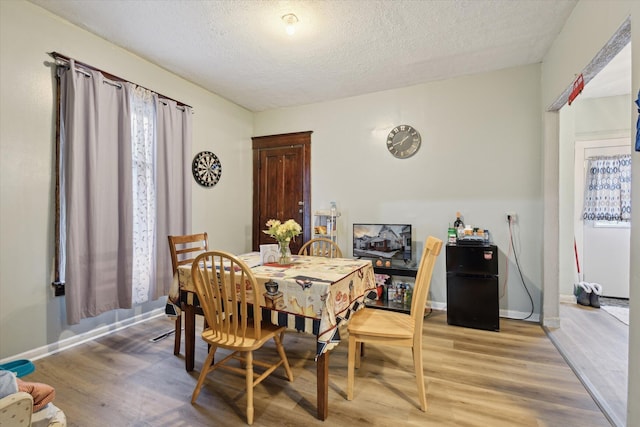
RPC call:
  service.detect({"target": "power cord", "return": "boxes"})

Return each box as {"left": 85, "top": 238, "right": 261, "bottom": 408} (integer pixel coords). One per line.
{"left": 500, "top": 221, "right": 512, "bottom": 299}
{"left": 508, "top": 216, "right": 535, "bottom": 320}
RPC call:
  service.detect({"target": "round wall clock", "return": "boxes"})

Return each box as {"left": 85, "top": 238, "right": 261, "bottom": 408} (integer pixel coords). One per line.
{"left": 386, "top": 125, "right": 421, "bottom": 159}
{"left": 192, "top": 151, "right": 222, "bottom": 187}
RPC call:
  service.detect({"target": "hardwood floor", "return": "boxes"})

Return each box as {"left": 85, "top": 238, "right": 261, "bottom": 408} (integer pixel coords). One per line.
{"left": 545, "top": 302, "right": 628, "bottom": 427}
{"left": 26, "top": 310, "right": 610, "bottom": 426}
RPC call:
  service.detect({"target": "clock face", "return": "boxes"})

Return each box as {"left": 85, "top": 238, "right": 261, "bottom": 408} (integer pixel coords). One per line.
{"left": 192, "top": 151, "right": 222, "bottom": 187}
{"left": 386, "top": 125, "right": 421, "bottom": 159}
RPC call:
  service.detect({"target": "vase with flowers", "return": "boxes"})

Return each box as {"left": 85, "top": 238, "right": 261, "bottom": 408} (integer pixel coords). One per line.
{"left": 263, "top": 219, "right": 302, "bottom": 265}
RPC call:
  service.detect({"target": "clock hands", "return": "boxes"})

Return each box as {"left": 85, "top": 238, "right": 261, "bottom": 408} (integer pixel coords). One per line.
{"left": 393, "top": 134, "right": 410, "bottom": 147}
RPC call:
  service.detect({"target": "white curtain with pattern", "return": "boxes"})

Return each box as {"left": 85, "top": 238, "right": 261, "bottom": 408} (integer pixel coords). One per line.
{"left": 129, "top": 84, "right": 157, "bottom": 305}
{"left": 582, "top": 154, "right": 632, "bottom": 222}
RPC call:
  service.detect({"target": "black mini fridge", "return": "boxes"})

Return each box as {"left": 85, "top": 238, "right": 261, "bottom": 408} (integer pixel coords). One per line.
{"left": 446, "top": 243, "right": 499, "bottom": 331}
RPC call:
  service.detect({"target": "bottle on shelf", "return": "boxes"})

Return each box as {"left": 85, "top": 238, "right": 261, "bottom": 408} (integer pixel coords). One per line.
{"left": 447, "top": 225, "right": 457, "bottom": 244}
{"left": 453, "top": 212, "right": 465, "bottom": 239}
{"left": 327, "top": 201, "right": 337, "bottom": 238}
{"left": 404, "top": 285, "right": 412, "bottom": 306}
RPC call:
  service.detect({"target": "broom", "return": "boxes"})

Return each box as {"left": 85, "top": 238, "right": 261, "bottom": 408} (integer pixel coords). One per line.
{"left": 574, "top": 238, "right": 582, "bottom": 283}
{"left": 573, "top": 238, "right": 592, "bottom": 305}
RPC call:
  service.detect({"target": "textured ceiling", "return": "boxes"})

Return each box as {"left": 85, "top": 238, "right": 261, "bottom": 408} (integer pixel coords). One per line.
{"left": 29, "top": 0, "right": 627, "bottom": 112}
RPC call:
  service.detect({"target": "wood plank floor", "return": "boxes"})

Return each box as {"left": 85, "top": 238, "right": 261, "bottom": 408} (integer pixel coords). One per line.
{"left": 545, "top": 302, "right": 628, "bottom": 427}
{"left": 26, "top": 310, "right": 610, "bottom": 426}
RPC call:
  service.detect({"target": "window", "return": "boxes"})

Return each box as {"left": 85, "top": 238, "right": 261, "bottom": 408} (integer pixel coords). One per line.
{"left": 55, "top": 56, "right": 192, "bottom": 324}
{"left": 582, "top": 154, "right": 632, "bottom": 223}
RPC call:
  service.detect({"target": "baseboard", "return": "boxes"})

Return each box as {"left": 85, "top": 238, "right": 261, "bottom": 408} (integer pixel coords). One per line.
{"left": 0, "top": 308, "right": 166, "bottom": 365}
{"left": 431, "top": 301, "right": 540, "bottom": 323}
{"left": 429, "top": 301, "right": 447, "bottom": 311}
{"left": 499, "top": 309, "right": 540, "bottom": 323}
{"left": 560, "top": 293, "right": 577, "bottom": 304}
{"left": 542, "top": 316, "right": 560, "bottom": 328}
{"left": 2, "top": 301, "right": 542, "bottom": 364}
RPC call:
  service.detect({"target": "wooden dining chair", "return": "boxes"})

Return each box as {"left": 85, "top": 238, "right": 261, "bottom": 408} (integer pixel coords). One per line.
{"left": 168, "top": 232, "right": 208, "bottom": 356}
{"left": 190, "top": 250, "right": 294, "bottom": 425}
{"left": 297, "top": 237, "right": 343, "bottom": 258}
{"left": 346, "top": 236, "right": 443, "bottom": 411}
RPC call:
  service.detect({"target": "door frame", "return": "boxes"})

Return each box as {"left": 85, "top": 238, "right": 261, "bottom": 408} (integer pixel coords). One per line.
{"left": 251, "top": 131, "right": 312, "bottom": 251}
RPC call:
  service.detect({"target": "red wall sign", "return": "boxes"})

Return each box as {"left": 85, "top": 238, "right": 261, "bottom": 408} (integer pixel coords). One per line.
{"left": 568, "top": 74, "right": 584, "bottom": 105}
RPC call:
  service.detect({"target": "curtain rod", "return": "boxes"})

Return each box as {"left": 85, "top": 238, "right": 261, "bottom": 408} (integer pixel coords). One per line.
{"left": 49, "top": 51, "right": 194, "bottom": 110}
{"left": 586, "top": 154, "right": 631, "bottom": 160}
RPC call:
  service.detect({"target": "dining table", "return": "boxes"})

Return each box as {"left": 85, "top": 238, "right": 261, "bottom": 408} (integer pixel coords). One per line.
{"left": 169, "top": 252, "right": 376, "bottom": 421}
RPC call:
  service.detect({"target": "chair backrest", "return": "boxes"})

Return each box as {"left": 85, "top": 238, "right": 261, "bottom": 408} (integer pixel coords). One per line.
{"left": 191, "top": 250, "right": 262, "bottom": 343}
{"left": 410, "top": 236, "right": 443, "bottom": 335}
{"left": 297, "top": 238, "right": 343, "bottom": 258}
{"left": 0, "top": 391, "right": 33, "bottom": 427}
{"left": 168, "top": 233, "right": 209, "bottom": 274}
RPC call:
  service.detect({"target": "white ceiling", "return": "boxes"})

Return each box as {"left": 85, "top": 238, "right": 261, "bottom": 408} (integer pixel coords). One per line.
{"left": 30, "top": 0, "right": 629, "bottom": 112}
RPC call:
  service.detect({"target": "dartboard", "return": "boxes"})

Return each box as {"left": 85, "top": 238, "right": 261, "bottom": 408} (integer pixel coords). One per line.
{"left": 192, "top": 151, "right": 222, "bottom": 188}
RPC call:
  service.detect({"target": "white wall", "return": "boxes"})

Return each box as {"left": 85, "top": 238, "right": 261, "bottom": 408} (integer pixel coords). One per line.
{"left": 254, "top": 64, "right": 543, "bottom": 318}
{"left": 583, "top": 220, "right": 630, "bottom": 298}
{"left": 0, "top": 1, "right": 254, "bottom": 359}
{"left": 542, "top": 1, "right": 639, "bottom": 425}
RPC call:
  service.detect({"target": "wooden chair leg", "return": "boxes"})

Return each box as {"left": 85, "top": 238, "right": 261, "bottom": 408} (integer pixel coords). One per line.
{"left": 173, "top": 315, "right": 182, "bottom": 356}
{"left": 413, "top": 345, "right": 427, "bottom": 411}
{"left": 202, "top": 318, "right": 214, "bottom": 357}
{"left": 246, "top": 351, "right": 254, "bottom": 425}
{"left": 191, "top": 346, "right": 216, "bottom": 404}
{"left": 274, "top": 333, "right": 293, "bottom": 381}
{"left": 347, "top": 335, "right": 356, "bottom": 400}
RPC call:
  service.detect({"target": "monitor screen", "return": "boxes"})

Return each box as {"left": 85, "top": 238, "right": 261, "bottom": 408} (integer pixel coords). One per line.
{"left": 353, "top": 223, "right": 412, "bottom": 261}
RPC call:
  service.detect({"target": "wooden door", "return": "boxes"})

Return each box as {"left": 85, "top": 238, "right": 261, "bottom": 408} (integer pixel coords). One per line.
{"left": 252, "top": 132, "right": 311, "bottom": 254}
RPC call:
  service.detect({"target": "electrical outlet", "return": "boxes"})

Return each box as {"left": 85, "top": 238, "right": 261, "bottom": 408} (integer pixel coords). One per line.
{"left": 506, "top": 212, "right": 517, "bottom": 223}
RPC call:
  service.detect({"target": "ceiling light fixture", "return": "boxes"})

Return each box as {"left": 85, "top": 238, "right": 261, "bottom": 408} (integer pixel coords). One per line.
{"left": 282, "top": 13, "right": 298, "bottom": 36}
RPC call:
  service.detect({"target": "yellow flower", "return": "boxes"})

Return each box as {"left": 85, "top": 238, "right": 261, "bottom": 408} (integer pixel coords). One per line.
{"left": 263, "top": 219, "right": 302, "bottom": 243}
